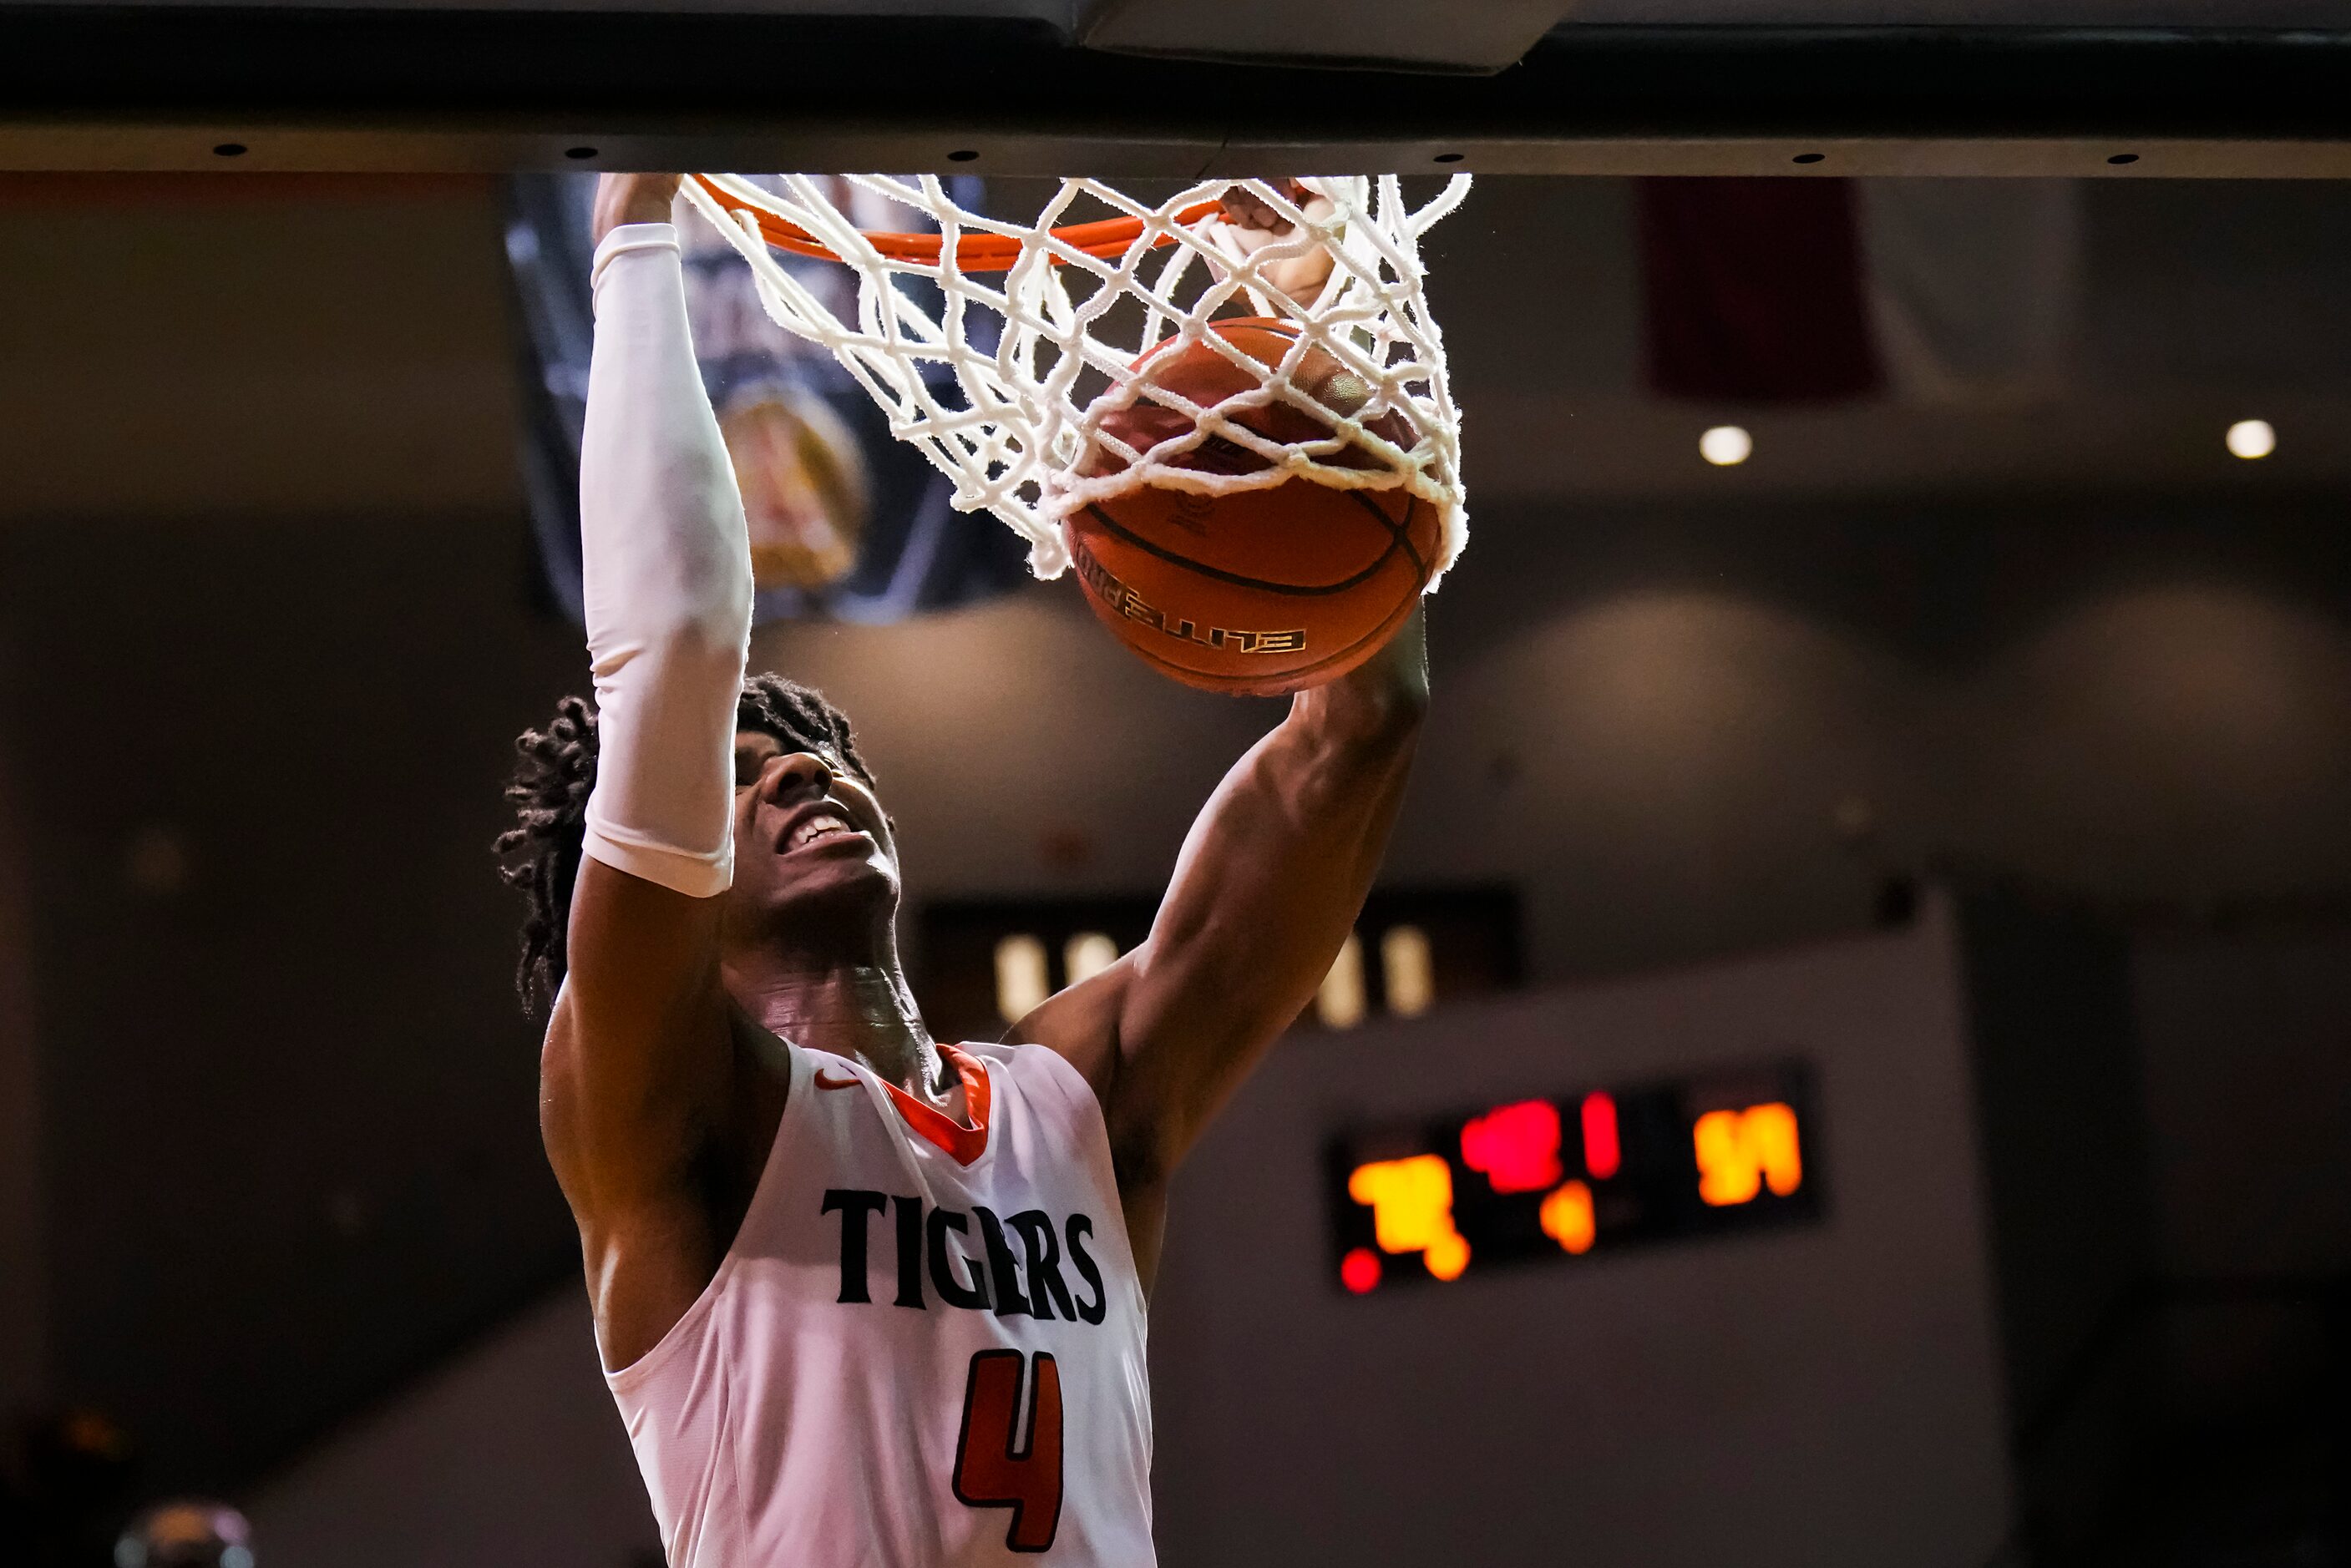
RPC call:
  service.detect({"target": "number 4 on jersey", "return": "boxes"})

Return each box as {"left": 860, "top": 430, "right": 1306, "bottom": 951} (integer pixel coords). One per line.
{"left": 952, "top": 1350, "right": 1063, "bottom": 1552}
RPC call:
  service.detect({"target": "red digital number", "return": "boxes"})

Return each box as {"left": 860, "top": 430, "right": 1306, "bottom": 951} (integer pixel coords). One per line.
{"left": 951, "top": 1350, "right": 1064, "bottom": 1552}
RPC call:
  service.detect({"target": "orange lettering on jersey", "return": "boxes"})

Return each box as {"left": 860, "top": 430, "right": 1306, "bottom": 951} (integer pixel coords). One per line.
{"left": 951, "top": 1350, "right": 1064, "bottom": 1552}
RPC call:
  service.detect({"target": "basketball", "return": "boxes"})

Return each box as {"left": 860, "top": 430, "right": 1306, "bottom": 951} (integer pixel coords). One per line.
{"left": 1065, "top": 319, "right": 1442, "bottom": 696}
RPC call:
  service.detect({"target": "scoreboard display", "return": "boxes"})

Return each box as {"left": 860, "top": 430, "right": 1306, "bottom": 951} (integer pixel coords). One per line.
{"left": 1326, "top": 1060, "right": 1822, "bottom": 1292}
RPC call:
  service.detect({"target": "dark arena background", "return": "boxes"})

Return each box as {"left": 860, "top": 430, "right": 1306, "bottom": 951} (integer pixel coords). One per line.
{"left": 3, "top": 7, "right": 2350, "bottom": 1567}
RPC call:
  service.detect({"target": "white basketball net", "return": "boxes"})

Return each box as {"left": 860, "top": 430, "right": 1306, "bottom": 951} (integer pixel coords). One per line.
{"left": 679, "top": 174, "right": 1472, "bottom": 585}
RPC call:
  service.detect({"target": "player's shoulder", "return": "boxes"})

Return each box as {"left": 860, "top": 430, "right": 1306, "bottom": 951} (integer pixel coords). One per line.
{"left": 962, "top": 1036, "right": 1077, "bottom": 1086}
{"left": 963, "top": 1039, "right": 1105, "bottom": 1123}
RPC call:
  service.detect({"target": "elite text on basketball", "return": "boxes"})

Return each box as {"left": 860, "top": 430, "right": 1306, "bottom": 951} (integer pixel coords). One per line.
{"left": 1071, "top": 546, "right": 1308, "bottom": 655}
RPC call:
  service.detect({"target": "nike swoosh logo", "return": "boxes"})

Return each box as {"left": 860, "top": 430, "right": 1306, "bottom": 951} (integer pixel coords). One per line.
{"left": 814, "top": 1070, "right": 859, "bottom": 1090}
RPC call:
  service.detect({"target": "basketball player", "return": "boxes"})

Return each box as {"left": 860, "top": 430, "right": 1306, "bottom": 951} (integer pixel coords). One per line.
{"left": 498, "top": 173, "right": 1426, "bottom": 1565}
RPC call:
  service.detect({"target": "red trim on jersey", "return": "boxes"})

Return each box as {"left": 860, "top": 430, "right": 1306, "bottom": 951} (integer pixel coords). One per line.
{"left": 880, "top": 1043, "right": 992, "bottom": 1166}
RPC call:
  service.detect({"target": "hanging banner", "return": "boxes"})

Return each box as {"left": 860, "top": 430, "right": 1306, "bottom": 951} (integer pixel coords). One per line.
{"left": 504, "top": 174, "right": 1028, "bottom": 625}
{"left": 1636, "top": 177, "right": 1884, "bottom": 405}
{"left": 1857, "top": 178, "right": 2080, "bottom": 406}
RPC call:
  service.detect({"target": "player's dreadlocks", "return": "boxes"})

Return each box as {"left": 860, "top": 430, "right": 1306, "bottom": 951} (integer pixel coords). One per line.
{"left": 494, "top": 672, "right": 877, "bottom": 1017}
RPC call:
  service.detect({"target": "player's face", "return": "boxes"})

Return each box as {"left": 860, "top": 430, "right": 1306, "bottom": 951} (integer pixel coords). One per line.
{"left": 726, "top": 730, "right": 899, "bottom": 936}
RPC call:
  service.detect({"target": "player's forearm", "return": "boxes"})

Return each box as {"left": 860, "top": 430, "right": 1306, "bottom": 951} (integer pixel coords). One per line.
{"left": 578, "top": 220, "right": 754, "bottom": 898}
{"left": 1148, "top": 614, "right": 1426, "bottom": 1039}
{"left": 1094, "top": 607, "right": 1426, "bottom": 1180}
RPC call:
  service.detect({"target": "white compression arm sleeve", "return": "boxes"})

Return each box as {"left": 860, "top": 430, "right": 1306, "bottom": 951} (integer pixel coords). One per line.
{"left": 578, "top": 221, "right": 753, "bottom": 898}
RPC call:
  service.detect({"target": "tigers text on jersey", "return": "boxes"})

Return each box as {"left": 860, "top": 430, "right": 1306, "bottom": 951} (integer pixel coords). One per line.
{"left": 605, "top": 1039, "right": 1156, "bottom": 1567}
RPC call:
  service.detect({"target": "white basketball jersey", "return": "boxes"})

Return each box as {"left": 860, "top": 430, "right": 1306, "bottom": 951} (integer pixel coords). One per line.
{"left": 605, "top": 1039, "right": 1157, "bottom": 1567}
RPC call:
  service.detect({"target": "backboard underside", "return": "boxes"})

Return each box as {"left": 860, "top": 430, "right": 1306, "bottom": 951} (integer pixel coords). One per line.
{"left": 1, "top": 8, "right": 2348, "bottom": 175}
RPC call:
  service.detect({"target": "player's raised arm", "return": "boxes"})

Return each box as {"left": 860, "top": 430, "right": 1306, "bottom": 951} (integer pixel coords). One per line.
{"left": 537, "top": 173, "right": 757, "bottom": 1373}
{"left": 1021, "top": 605, "right": 1427, "bottom": 1270}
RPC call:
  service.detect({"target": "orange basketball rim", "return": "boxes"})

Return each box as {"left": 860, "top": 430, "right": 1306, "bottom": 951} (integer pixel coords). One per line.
{"left": 687, "top": 175, "right": 1224, "bottom": 272}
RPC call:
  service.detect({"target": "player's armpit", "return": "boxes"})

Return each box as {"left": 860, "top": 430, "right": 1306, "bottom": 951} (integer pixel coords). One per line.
{"left": 566, "top": 1184, "right": 735, "bottom": 1376}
